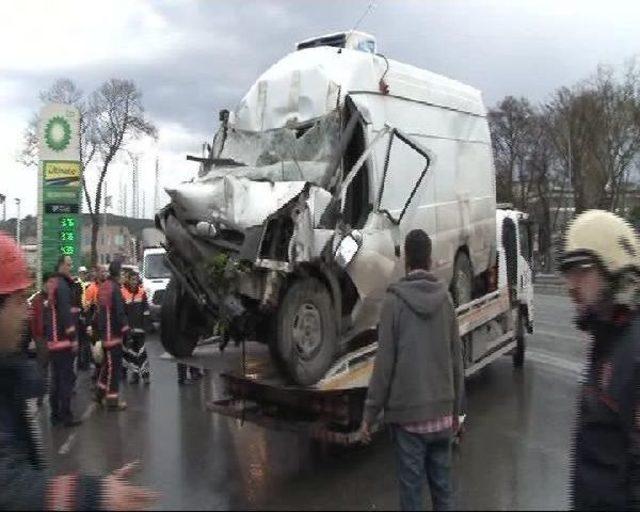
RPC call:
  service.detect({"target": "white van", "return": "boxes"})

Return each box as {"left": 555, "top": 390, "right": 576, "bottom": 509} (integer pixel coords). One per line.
{"left": 141, "top": 247, "right": 171, "bottom": 328}
{"left": 157, "top": 32, "right": 497, "bottom": 385}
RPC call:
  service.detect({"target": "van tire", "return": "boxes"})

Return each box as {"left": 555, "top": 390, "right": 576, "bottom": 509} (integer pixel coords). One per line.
{"left": 512, "top": 310, "right": 525, "bottom": 368}
{"left": 276, "top": 277, "right": 337, "bottom": 386}
{"left": 451, "top": 252, "right": 473, "bottom": 307}
{"left": 160, "top": 278, "right": 199, "bottom": 358}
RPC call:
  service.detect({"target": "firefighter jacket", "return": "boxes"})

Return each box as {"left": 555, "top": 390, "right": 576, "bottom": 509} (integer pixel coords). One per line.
{"left": 43, "top": 275, "right": 77, "bottom": 352}
{"left": 0, "top": 355, "right": 103, "bottom": 509}
{"left": 121, "top": 285, "right": 148, "bottom": 331}
{"left": 97, "top": 278, "right": 129, "bottom": 348}
{"left": 572, "top": 311, "right": 640, "bottom": 510}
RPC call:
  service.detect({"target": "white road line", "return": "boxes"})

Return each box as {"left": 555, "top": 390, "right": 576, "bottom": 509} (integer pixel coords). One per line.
{"left": 533, "top": 328, "right": 584, "bottom": 343}
{"left": 81, "top": 403, "right": 97, "bottom": 421}
{"left": 58, "top": 433, "right": 76, "bottom": 455}
{"left": 527, "top": 349, "right": 584, "bottom": 375}
{"left": 57, "top": 403, "right": 97, "bottom": 456}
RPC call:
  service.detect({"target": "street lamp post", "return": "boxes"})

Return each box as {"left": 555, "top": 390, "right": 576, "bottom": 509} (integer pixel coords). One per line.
{"left": 15, "top": 198, "right": 21, "bottom": 245}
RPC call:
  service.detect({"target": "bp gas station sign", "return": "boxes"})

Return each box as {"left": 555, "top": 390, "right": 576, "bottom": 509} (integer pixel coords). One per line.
{"left": 38, "top": 104, "right": 82, "bottom": 280}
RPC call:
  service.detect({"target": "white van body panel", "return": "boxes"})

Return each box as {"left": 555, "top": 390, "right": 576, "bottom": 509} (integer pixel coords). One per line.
{"left": 232, "top": 46, "right": 495, "bottom": 297}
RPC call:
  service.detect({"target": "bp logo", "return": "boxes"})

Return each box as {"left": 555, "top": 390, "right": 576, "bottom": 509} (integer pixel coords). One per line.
{"left": 44, "top": 116, "right": 71, "bottom": 152}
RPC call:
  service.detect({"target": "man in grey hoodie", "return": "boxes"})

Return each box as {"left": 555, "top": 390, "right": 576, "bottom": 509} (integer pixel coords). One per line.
{"left": 360, "top": 229, "right": 464, "bottom": 511}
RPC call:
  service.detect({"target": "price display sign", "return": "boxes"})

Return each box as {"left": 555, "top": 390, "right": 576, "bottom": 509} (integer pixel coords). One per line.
{"left": 39, "top": 104, "right": 82, "bottom": 278}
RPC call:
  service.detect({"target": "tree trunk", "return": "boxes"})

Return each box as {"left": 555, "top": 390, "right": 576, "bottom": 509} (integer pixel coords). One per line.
{"left": 90, "top": 161, "right": 108, "bottom": 267}
{"left": 90, "top": 213, "right": 100, "bottom": 267}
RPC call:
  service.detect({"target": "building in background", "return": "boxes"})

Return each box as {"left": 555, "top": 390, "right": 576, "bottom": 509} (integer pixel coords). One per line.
{"left": 80, "top": 213, "right": 154, "bottom": 266}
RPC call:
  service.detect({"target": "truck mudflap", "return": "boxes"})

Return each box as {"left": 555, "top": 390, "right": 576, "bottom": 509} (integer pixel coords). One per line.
{"left": 206, "top": 398, "right": 380, "bottom": 445}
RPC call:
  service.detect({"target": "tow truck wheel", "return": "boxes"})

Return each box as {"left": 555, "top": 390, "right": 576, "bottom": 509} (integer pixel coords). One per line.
{"left": 160, "top": 278, "right": 199, "bottom": 358}
{"left": 512, "top": 310, "right": 525, "bottom": 368}
{"left": 276, "top": 277, "right": 337, "bottom": 386}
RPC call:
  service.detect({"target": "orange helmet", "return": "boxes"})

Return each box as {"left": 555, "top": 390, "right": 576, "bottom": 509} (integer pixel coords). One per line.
{"left": 0, "top": 231, "right": 31, "bottom": 294}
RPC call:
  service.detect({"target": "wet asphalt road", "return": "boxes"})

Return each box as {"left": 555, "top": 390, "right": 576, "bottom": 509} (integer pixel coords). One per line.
{"left": 40, "top": 291, "right": 586, "bottom": 511}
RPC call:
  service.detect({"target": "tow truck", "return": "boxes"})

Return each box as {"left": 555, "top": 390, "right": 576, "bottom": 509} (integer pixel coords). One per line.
{"left": 203, "top": 207, "right": 534, "bottom": 444}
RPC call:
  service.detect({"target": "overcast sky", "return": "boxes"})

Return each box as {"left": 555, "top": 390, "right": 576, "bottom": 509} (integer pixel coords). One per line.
{"left": 1, "top": 0, "right": 639, "bottom": 218}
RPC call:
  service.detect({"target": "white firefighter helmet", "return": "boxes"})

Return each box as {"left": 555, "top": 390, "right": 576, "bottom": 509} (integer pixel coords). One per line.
{"left": 560, "top": 210, "right": 640, "bottom": 275}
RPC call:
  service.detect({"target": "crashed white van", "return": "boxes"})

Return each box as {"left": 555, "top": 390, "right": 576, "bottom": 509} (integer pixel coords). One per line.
{"left": 157, "top": 32, "right": 497, "bottom": 385}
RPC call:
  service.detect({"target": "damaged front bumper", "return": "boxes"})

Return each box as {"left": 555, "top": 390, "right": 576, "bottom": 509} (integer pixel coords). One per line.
{"left": 156, "top": 176, "right": 339, "bottom": 339}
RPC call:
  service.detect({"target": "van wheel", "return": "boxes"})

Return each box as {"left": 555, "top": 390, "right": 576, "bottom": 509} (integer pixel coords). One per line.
{"left": 276, "top": 277, "right": 337, "bottom": 386}
{"left": 160, "top": 278, "right": 200, "bottom": 357}
{"left": 512, "top": 310, "right": 526, "bottom": 368}
{"left": 451, "top": 252, "right": 473, "bottom": 307}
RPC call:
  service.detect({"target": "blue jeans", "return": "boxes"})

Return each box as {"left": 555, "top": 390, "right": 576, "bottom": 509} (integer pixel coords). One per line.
{"left": 391, "top": 425, "right": 453, "bottom": 511}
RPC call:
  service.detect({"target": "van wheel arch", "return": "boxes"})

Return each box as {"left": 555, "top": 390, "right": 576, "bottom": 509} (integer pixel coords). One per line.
{"left": 450, "top": 247, "right": 474, "bottom": 307}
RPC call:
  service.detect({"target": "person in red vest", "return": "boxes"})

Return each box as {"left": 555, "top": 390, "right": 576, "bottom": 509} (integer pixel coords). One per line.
{"left": 121, "top": 271, "right": 150, "bottom": 385}
{"left": 96, "top": 261, "right": 129, "bottom": 410}
{"left": 28, "top": 273, "right": 53, "bottom": 384}
{"left": 0, "top": 231, "right": 158, "bottom": 510}
{"left": 44, "top": 255, "right": 81, "bottom": 427}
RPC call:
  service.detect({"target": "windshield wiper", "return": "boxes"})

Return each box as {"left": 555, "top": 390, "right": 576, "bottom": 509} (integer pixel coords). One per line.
{"left": 186, "top": 155, "right": 246, "bottom": 167}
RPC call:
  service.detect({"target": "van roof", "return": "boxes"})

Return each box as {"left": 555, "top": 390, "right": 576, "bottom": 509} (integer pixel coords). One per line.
{"left": 234, "top": 46, "right": 486, "bottom": 131}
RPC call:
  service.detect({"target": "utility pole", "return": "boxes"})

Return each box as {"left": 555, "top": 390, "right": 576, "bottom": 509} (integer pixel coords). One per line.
{"left": 0, "top": 194, "right": 6, "bottom": 222}
{"left": 15, "top": 198, "right": 21, "bottom": 245}
{"left": 154, "top": 157, "right": 160, "bottom": 214}
{"left": 130, "top": 153, "right": 140, "bottom": 218}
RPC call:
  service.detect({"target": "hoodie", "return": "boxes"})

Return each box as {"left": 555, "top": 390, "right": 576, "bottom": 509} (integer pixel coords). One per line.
{"left": 363, "top": 270, "right": 464, "bottom": 425}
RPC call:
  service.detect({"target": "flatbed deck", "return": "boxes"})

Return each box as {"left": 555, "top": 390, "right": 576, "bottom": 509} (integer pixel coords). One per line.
{"left": 162, "top": 288, "right": 516, "bottom": 444}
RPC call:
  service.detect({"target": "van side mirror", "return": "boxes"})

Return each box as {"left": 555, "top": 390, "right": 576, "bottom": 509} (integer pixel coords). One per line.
{"left": 334, "top": 231, "right": 363, "bottom": 269}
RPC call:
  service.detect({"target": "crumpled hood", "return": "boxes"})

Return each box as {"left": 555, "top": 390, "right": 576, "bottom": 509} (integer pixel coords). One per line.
{"left": 388, "top": 270, "right": 448, "bottom": 317}
{"left": 166, "top": 174, "right": 309, "bottom": 229}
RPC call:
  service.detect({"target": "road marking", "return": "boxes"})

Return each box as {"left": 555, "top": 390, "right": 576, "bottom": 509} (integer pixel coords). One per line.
{"left": 58, "top": 433, "right": 76, "bottom": 455}
{"left": 527, "top": 349, "right": 584, "bottom": 375}
{"left": 57, "top": 403, "right": 96, "bottom": 455}
{"left": 533, "top": 328, "right": 584, "bottom": 343}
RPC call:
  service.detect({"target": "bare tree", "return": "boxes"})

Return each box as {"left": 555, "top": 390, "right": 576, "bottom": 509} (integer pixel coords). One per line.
{"left": 18, "top": 79, "right": 99, "bottom": 213}
{"left": 20, "top": 78, "right": 156, "bottom": 266}
{"left": 546, "top": 61, "right": 640, "bottom": 213}
{"left": 488, "top": 96, "right": 536, "bottom": 206}
{"left": 87, "top": 79, "right": 157, "bottom": 265}
{"left": 589, "top": 62, "right": 640, "bottom": 212}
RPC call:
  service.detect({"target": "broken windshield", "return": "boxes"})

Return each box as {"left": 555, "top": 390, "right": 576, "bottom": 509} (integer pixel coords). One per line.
{"left": 204, "top": 111, "right": 340, "bottom": 186}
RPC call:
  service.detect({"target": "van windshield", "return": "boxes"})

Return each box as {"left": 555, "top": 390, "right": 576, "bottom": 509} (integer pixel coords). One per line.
{"left": 144, "top": 253, "right": 171, "bottom": 279}
{"left": 204, "top": 111, "right": 340, "bottom": 186}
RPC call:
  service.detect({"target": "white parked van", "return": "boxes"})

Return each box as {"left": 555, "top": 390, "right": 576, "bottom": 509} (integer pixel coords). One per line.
{"left": 141, "top": 247, "right": 171, "bottom": 328}
{"left": 157, "top": 32, "right": 497, "bottom": 385}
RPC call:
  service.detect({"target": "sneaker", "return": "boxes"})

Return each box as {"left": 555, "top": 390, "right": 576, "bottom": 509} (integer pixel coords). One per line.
{"left": 106, "top": 398, "right": 127, "bottom": 411}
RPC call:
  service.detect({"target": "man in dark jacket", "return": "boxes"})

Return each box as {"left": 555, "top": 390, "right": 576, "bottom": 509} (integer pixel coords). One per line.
{"left": 45, "top": 255, "right": 81, "bottom": 427}
{"left": 559, "top": 210, "right": 640, "bottom": 510}
{"left": 361, "top": 229, "right": 464, "bottom": 511}
{"left": 0, "top": 231, "right": 157, "bottom": 510}
{"left": 96, "top": 261, "right": 129, "bottom": 410}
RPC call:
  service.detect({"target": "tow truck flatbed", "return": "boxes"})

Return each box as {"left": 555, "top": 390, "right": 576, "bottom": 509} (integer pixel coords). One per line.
{"left": 199, "top": 288, "right": 516, "bottom": 444}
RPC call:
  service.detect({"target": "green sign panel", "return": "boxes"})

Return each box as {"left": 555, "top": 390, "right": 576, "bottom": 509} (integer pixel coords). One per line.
{"left": 41, "top": 161, "right": 82, "bottom": 274}
{"left": 39, "top": 104, "right": 82, "bottom": 278}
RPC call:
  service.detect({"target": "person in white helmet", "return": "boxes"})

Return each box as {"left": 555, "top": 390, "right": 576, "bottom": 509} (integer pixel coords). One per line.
{"left": 558, "top": 210, "right": 640, "bottom": 510}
